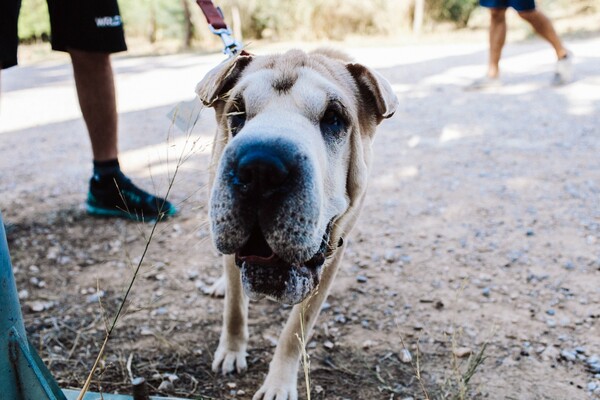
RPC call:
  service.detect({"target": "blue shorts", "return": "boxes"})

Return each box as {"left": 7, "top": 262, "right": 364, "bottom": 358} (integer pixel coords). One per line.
{"left": 480, "top": 0, "right": 536, "bottom": 11}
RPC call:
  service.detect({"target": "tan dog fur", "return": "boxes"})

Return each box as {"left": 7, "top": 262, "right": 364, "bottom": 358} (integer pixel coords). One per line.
{"left": 196, "top": 49, "right": 398, "bottom": 400}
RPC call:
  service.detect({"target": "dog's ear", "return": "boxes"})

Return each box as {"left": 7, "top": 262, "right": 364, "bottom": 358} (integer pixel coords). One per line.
{"left": 195, "top": 55, "right": 253, "bottom": 107}
{"left": 346, "top": 63, "right": 398, "bottom": 122}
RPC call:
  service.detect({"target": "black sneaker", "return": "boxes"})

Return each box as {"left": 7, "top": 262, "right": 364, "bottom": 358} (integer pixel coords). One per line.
{"left": 86, "top": 172, "right": 177, "bottom": 221}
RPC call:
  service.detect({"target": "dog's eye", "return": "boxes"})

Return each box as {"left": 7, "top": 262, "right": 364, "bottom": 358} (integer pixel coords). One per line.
{"left": 228, "top": 103, "right": 246, "bottom": 137}
{"left": 320, "top": 108, "right": 346, "bottom": 137}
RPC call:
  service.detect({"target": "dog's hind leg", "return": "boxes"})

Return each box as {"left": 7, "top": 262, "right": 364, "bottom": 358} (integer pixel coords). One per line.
{"left": 252, "top": 243, "right": 347, "bottom": 400}
{"left": 212, "top": 255, "right": 249, "bottom": 374}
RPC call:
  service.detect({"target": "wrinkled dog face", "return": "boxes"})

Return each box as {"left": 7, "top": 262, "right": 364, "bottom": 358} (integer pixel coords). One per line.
{"left": 197, "top": 50, "right": 396, "bottom": 305}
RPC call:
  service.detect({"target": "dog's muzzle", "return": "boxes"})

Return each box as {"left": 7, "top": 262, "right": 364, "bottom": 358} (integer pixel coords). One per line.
{"left": 235, "top": 221, "right": 333, "bottom": 305}
{"left": 210, "top": 137, "right": 334, "bottom": 305}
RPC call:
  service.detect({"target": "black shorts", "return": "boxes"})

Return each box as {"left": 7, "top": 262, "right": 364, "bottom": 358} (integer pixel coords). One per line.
{"left": 0, "top": 0, "right": 21, "bottom": 69}
{"left": 47, "top": 0, "right": 127, "bottom": 53}
{"left": 0, "top": 0, "right": 127, "bottom": 70}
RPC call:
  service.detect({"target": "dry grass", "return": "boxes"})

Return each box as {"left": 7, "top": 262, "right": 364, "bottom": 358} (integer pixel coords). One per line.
{"left": 75, "top": 103, "right": 207, "bottom": 399}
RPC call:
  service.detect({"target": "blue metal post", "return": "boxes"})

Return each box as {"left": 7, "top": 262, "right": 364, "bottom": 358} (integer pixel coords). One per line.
{"left": 0, "top": 212, "right": 25, "bottom": 399}
{"left": 0, "top": 211, "right": 67, "bottom": 399}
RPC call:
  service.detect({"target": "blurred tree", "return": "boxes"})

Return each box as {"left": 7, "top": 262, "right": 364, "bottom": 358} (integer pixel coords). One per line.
{"left": 15, "top": 0, "right": 598, "bottom": 45}
{"left": 182, "top": 0, "right": 194, "bottom": 48}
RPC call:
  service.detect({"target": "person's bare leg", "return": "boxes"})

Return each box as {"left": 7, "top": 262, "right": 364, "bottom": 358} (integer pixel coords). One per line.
{"left": 488, "top": 8, "right": 508, "bottom": 79}
{"left": 69, "top": 49, "right": 118, "bottom": 161}
{"left": 518, "top": 9, "right": 568, "bottom": 59}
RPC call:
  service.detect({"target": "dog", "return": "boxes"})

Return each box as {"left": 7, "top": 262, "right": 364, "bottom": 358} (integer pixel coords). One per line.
{"left": 196, "top": 48, "right": 398, "bottom": 400}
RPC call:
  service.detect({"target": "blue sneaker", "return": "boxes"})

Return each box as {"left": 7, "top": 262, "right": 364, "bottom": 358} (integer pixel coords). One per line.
{"left": 86, "top": 172, "right": 177, "bottom": 222}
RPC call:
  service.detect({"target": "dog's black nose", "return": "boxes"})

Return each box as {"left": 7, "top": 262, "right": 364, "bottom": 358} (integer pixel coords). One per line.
{"left": 234, "top": 147, "right": 291, "bottom": 197}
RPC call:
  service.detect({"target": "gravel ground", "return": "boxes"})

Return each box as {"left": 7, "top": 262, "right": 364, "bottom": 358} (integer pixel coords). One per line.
{"left": 1, "top": 34, "right": 599, "bottom": 399}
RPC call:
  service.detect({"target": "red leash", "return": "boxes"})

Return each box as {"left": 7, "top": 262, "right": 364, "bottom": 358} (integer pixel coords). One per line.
{"left": 196, "top": 0, "right": 245, "bottom": 57}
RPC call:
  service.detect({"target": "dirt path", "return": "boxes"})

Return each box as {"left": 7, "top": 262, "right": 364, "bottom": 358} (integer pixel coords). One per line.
{"left": 1, "top": 35, "right": 599, "bottom": 399}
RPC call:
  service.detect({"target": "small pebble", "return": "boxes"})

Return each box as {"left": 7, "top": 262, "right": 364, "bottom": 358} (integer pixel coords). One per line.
{"left": 27, "top": 301, "right": 53, "bottom": 312}
{"left": 400, "top": 255, "right": 412, "bottom": 263}
{"left": 482, "top": 287, "right": 491, "bottom": 297}
{"left": 164, "top": 373, "right": 179, "bottom": 382}
{"left": 384, "top": 250, "right": 397, "bottom": 263}
{"left": 334, "top": 314, "right": 347, "bottom": 324}
{"left": 546, "top": 309, "right": 555, "bottom": 316}
{"left": 453, "top": 347, "right": 472, "bottom": 358}
{"left": 323, "top": 341, "right": 334, "bottom": 349}
{"left": 356, "top": 275, "right": 368, "bottom": 283}
{"left": 140, "top": 327, "right": 153, "bottom": 336}
{"left": 157, "top": 380, "right": 174, "bottom": 391}
{"left": 399, "top": 349, "right": 412, "bottom": 363}
{"left": 560, "top": 350, "right": 577, "bottom": 362}
{"left": 153, "top": 307, "right": 168, "bottom": 316}
{"left": 587, "top": 355, "right": 599, "bottom": 365}
{"left": 86, "top": 291, "right": 105, "bottom": 304}
{"left": 564, "top": 260, "right": 575, "bottom": 270}
{"left": 362, "top": 340, "right": 377, "bottom": 349}
{"left": 186, "top": 270, "right": 199, "bottom": 280}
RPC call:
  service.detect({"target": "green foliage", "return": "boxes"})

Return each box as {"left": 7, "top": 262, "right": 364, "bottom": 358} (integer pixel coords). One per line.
{"left": 428, "top": 0, "right": 480, "bottom": 27}
{"left": 15, "top": 0, "right": 599, "bottom": 45}
{"left": 119, "top": 0, "right": 191, "bottom": 41}
{"left": 17, "top": 0, "right": 194, "bottom": 43}
{"left": 219, "top": 0, "right": 408, "bottom": 40}
{"left": 18, "top": 0, "right": 50, "bottom": 42}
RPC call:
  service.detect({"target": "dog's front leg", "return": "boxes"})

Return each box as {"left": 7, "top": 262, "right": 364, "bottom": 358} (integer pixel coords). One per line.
{"left": 212, "top": 254, "right": 249, "bottom": 374}
{"left": 253, "top": 244, "right": 346, "bottom": 400}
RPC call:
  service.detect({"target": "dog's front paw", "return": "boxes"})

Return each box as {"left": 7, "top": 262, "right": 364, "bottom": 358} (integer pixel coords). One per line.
{"left": 252, "top": 374, "right": 298, "bottom": 400}
{"left": 203, "top": 274, "right": 226, "bottom": 297}
{"left": 212, "top": 343, "right": 247, "bottom": 375}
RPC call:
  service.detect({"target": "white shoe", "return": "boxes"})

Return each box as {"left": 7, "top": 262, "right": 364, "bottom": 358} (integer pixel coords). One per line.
{"left": 466, "top": 76, "right": 500, "bottom": 91}
{"left": 552, "top": 51, "right": 573, "bottom": 86}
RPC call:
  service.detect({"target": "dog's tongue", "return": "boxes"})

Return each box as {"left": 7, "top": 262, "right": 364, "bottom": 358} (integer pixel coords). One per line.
{"left": 237, "top": 225, "right": 283, "bottom": 267}
{"left": 237, "top": 251, "right": 281, "bottom": 266}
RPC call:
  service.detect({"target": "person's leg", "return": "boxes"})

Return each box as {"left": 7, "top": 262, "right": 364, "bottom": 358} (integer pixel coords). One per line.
{"left": 69, "top": 50, "right": 177, "bottom": 220}
{"left": 488, "top": 8, "right": 508, "bottom": 79}
{"left": 69, "top": 49, "right": 118, "bottom": 161}
{"left": 48, "top": 0, "right": 176, "bottom": 220}
{"left": 517, "top": 9, "right": 568, "bottom": 59}
{"left": 515, "top": 3, "right": 572, "bottom": 85}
